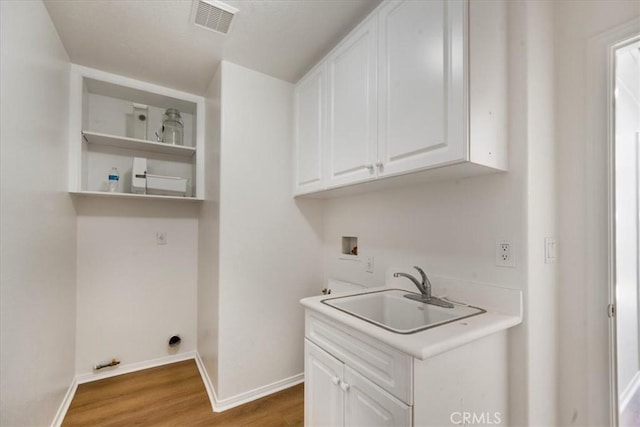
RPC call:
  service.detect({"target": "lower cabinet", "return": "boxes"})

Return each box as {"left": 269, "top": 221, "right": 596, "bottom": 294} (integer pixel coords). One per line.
{"left": 304, "top": 310, "right": 510, "bottom": 426}
{"left": 305, "top": 339, "right": 344, "bottom": 427}
{"left": 305, "top": 339, "right": 411, "bottom": 427}
{"left": 344, "top": 367, "right": 411, "bottom": 426}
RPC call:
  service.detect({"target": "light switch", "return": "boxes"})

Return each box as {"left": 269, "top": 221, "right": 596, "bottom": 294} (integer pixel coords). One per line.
{"left": 544, "top": 237, "right": 557, "bottom": 264}
{"left": 366, "top": 256, "right": 374, "bottom": 273}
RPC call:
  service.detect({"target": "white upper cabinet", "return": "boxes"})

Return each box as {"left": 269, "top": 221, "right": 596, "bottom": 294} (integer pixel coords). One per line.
{"left": 294, "top": 65, "right": 326, "bottom": 195}
{"left": 377, "top": 0, "right": 465, "bottom": 178}
{"left": 326, "top": 16, "right": 378, "bottom": 188}
{"left": 293, "top": 0, "right": 507, "bottom": 197}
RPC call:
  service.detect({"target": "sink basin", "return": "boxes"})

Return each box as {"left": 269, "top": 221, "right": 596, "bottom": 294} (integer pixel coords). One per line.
{"left": 322, "top": 289, "right": 485, "bottom": 334}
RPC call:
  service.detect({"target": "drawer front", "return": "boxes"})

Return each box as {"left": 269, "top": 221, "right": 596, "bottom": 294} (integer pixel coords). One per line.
{"left": 306, "top": 311, "right": 412, "bottom": 404}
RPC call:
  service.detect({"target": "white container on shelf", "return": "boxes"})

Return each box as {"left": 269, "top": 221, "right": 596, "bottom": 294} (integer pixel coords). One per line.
{"left": 146, "top": 174, "right": 188, "bottom": 197}
{"left": 131, "top": 103, "right": 149, "bottom": 140}
{"left": 131, "top": 157, "right": 147, "bottom": 194}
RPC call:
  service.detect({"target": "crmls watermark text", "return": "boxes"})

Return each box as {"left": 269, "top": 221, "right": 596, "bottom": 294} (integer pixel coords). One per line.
{"left": 450, "top": 412, "right": 502, "bottom": 425}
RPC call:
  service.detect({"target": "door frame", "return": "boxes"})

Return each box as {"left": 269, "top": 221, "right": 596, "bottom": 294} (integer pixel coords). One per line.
{"left": 585, "top": 18, "right": 640, "bottom": 427}
{"left": 611, "top": 35, "right": 640, "bottom": 425}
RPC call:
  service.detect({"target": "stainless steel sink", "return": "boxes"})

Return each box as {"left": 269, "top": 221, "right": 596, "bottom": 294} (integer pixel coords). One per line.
{"left": 322, "top": 289, "right": 485, "bottom": 334}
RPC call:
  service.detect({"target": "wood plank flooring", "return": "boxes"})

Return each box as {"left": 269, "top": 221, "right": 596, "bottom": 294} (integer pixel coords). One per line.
{"left": 63, "top": 360, "right": 304, "bottom": 426}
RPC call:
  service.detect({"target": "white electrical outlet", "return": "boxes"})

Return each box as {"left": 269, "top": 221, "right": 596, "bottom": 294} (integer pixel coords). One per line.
{"left": 156, "top": 232, "right": 167, "bottom": 245}
{"left": 496, "top": 240, "right": 514, "bottom": 267}
{"left": 366, "top": 256, "right": 374, "bottom": 274}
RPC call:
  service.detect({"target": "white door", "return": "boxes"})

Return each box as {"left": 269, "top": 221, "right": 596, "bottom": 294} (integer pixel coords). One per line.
{"left": 326, "top": 16, "right": 378, "bottom": 188}
{"left": 343, "top": 367, "right": 411, "bottom": 427}
{"left": 294, "top": 65, "right": 326, "bottom": 195}
{"left": 377, "top": 0, "right": 467, "bottom": 178}
{"left": 305, "top": 339, "right": 345, "bottom": 427}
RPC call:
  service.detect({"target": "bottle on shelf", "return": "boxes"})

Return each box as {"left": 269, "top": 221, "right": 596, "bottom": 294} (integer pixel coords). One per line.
{"left": 108, "top": 167, "right": 120, "bottom": 192}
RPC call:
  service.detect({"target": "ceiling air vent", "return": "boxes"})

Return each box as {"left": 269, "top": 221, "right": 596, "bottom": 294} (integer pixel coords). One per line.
{"left": 190, "top": 0, "right": 238, "bottom": 35}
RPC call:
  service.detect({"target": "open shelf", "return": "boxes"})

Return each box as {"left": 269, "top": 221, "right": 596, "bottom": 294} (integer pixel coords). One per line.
{"left": 70, "top": 66, "right": 205, "bottom": 199}
{"left": 70, "top": 191, "right": 203, "bottom": 202}
{"left": 82, "top": 131, "right": 196, "bottom": 158}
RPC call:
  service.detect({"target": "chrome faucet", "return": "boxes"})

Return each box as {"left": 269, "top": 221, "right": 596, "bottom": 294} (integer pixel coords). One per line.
{"left": 393, "top": 266, "right": 454, "bottom": 308}
{"left": 394, "top": 266, "right": 431, "bottom": 296}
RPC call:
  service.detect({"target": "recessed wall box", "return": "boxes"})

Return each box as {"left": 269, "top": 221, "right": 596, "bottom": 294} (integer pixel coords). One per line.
{"left": 341, "top": 236, "right": 358, "bottom": 256}
{"left": 146, "top": 174, "right": 189, "bottom": 197}
{"left": 131, "top": 157, "right": 147, "bottom": 194}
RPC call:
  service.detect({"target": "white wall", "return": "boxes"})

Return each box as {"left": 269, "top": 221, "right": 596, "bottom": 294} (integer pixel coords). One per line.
{"left": 0, "top": 1, "right": 77, "bottom": 425}
{"left": 615, "top": 42, "right": 640, "bottom": 401}
{"left": 198, "top": 64, "right": 222, "bottom": 392}
{"left": 75, "top": 199, "right": 198, "bottom": 375}
{"left": 523, "top": 1, "right": 558, "bottom": 425}
{"left": 555, "top": 2, "right": 640, "bottom": 425}
{"left": 504, "top": 4, "right": 530, "bottom": 423}
{"left": 322, "top": 171, "right": 524, "bottom": 290}
{"left": 215, "top": 61, "right": 324, "bottom": 400}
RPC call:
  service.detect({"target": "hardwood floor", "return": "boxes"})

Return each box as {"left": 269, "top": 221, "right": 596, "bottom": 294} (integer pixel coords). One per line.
{"left": 63, "top": 360, "right": 304, "bottom": 426}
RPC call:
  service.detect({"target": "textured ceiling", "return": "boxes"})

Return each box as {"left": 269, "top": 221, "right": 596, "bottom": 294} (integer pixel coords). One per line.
{"left": 43, "top": 0, "right": 381, "bottom": 95}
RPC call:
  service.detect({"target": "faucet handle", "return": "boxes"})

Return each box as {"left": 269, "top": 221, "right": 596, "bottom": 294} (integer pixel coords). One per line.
{"left": 413, "top": 266, "right": 427, "bottom": 285}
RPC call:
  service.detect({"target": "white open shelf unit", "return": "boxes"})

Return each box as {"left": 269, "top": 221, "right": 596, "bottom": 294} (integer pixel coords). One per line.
{"left": 69, "top": 191, "right": 202, "bottom": 202}
{"left": 68, "top": 65, "right": 205, "bottom": 200}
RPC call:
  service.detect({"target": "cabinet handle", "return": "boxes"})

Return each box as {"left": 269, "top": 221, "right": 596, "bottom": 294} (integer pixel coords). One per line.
{"left": 331, "top": 376, "right": 340, "bottom": 386}
{"left": 365, "top": 164, "right": 374, "bottom": 172}
{"left": 340, "top": 381, "right": 350, "bottom": 392}
{"left": 375, "top": 161, "right": 383, "bottom": 170}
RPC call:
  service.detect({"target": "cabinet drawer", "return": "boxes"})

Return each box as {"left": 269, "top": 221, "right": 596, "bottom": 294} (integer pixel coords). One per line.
{"left": 305, "top": 311, "right": 412, "bottom": 404}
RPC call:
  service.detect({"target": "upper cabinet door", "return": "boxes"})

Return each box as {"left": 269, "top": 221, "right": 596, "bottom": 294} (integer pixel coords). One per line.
{"left": 294, "top": 65, "right": 326, "bottom": 195}
{"left": 326, "top": 17, "right": 378, "bottom": 188}
{"left": 377, "top": 0, "right": 466, "bottom": 178}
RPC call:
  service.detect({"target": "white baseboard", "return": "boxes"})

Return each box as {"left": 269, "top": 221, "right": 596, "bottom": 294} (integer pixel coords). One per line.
{"left": 620, "top": 370, "right": 640, "bottom": 412}
{"left": 51, "top": 377, "right": 78, "bottom": 427}
{"left": 214, "top": 372, "right": 304, "bottom": 412}
{"left": 194, "top": 352, "right": 219, "bottom": 412}
{"left": 75, "top": 351, "right": 197, "bottom": 384}
{"left": 194, "top": 352, "right": 304, "bottom": 413}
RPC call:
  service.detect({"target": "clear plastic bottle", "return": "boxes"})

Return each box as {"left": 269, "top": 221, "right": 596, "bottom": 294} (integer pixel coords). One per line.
{"left": 108, "top": 167, "right": 119, "bottom": 192}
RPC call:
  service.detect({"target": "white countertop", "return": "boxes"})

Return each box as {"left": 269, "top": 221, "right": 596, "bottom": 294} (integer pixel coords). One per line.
{"left": 300, "top": 280, "right": 522, "bottom": 360}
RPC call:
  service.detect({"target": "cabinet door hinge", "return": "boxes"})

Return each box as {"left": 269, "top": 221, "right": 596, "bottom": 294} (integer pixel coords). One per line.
{"left": 608, "top": 304, "right": 616, "bottom": 318}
